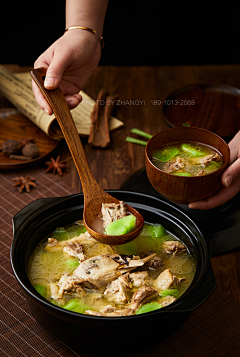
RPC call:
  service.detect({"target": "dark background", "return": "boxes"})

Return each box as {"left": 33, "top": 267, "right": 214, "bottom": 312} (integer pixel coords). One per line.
{"left": 1, "top": 2, "right": 240, "bottom": 66}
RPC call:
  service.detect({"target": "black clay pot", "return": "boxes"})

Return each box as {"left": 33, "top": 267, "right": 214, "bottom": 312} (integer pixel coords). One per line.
{"left": 11, "top": 191, "right": 216, "bottom": 353}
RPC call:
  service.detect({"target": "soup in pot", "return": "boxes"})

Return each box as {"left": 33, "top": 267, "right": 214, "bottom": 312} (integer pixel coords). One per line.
{"left": 28, "top": 212, "right": 196, "bottom": 317}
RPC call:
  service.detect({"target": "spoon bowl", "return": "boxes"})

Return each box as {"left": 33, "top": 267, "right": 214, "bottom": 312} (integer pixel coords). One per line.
{"left": 30, "top": 68, "right": 144, "bottom": 244}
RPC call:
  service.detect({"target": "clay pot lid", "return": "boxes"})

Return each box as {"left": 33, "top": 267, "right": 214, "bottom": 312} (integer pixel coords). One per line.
{"left": 162, "top": 83, "right": 240, "bottom": 139}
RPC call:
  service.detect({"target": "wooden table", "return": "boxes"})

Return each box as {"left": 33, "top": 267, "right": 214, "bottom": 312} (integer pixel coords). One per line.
{"left": 1, "top": 64, "right": 240, "bottom": 356}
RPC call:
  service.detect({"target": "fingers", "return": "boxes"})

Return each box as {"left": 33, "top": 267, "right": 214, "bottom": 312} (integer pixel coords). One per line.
{"left": 65, "top": 94, "right": 82, "bottom": 109}
{"left": 188, "top": 178, "right": 240, "bottom": 210}
{"left": 33, "top": 44, "right": 80, "bottom": 114}
{"left": 221, "top": 157, "right": 240, "bottom": 188}
{"left": 44, "top": 62, "right": 65, "bottom": 90}
{"left": 32, "top": 79, "right": 53, "bottom": 115}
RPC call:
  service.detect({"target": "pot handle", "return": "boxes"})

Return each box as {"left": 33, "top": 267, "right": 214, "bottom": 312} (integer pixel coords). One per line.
{"left": 12, "top": 196, "right": 63, "bottom": 235}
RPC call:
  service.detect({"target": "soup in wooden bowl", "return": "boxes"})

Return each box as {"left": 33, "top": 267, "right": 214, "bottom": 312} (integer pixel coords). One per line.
{"left": 145, "top": 127, "right": 230, "bottom": 204}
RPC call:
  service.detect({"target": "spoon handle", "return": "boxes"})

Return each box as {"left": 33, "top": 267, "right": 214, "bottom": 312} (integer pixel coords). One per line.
{"left": 30, "top": 67, "right": 104, "bottom": 200}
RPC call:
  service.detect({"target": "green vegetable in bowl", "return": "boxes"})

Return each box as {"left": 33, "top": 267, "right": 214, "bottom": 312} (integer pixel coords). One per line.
{"left": 52, "top": 227, "right": 68, "bottom": 241}
{"left": 141, "top": 223, "right": 166, "bottom": 239}
{"left": 66, "top": 224, "right": 87, "bottom": 238}
{"left": 63, "top": 299, "right": 92, "bottom": 314}
{"left": 152, "top": 147, "right": 179, "bottom": 162}
{"left": 105, "top": 215, "right": 136, "bottom": 235}
{"left": 172, "top": 172, "right": 192, "bottom": 177}
{"left": 180, "top": 143, "right": 207, "bottom": 157}
{"left": 159, "top": 289, "right": 180, "bottom": 298}
{"left": 207, "top": 161, "right": 223, "bottom": 171}
{"left": 34, "top": 284, "right": 47, "bottom": 298}
{"left": 136, "top": 301, "right": 162, "bottom": 314}
{"left": 65, "top": 259, "right": 80, "bottom": 271}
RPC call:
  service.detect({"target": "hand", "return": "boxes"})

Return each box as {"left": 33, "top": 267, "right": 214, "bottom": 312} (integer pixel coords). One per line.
{"left": 189, "top": 131, "right": 240, "bottom": 210}
{"left": 32, "top": 30, "right": 101, "bottom": 115}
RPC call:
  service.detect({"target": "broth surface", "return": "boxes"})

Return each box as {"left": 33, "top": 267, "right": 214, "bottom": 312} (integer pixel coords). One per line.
{"left": 151, "top": 141, "right": 223, "bottom": 176}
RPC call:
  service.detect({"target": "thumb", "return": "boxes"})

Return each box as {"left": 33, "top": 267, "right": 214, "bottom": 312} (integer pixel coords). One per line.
{"left": 221, "top": 157, "right": 240, "bottom": 188}
{"left": 44, "top": 52, "right": 69, "bottom": 89}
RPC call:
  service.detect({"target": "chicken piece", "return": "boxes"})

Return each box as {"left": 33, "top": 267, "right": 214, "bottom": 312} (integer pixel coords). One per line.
{"left": 118, "top": 272, "right": 132, "bottom": 289}
{"left": 104, "top": 278, "right": 129, "bottom": 304}
{"left": 148, "top": 256, "right": 164, "bottom": 269}
{"left": 130, "top": 286, "right": 158, "bottom": 312}
{"left": 86, "top": 285, "right": 158, "bottom": 316}
{"left": 139, "top": 251, "right": 164, "bottom": 270}
{"left": 154, "top": 269, "right": 174, "bottom": 290}
{"left": 118, "top": 253, "right": 157, "bottom": 274}
{"left": 57, "top": 273, "right": 85, "bottom": 296}
{"left": 101, "top": 201, "right": 128, "bottom": 227}
{"left": 164, "top": 157, "right": 187, "bottom": 174}
{"left": 161, "top": 296, "right": 177, "bottom": 307}
{"left": 71, "top": 253, "right": 156, "bottom": 292}
{"left": 101, "top": 305, "right": 117, "bottom": 313}
{"left": 162, "top": 241, "right": 186, "bottom": 255}
{"left": 47, "top": 238, "right": 58, "bottom": 246}
{"left": 188, "top": 153, "right": 222, "bottom": 166}
{"left": 63, "top": 241, "right": 87, "bottom": 262}
{"left": 129, "top": 271, "right": 149, "bottom": 288}
{"left": 73, "top": 255, "right": 121, "bottom": 290}
{"left": 50, "top": 283, "right": 65, "bottom": 305}
{"left": 154, "top": 269, "right": 185, "bottom": 291}
{"left": 45, "top": 238, "right": 62, "bottom": 252}
{"left": 172, "top": 275, "right": 185, "bottom": 287}
{"left": 196, "top": 169, "right": 205, "bottom": 176}
{"left": 85, "top": 307, "right": 135, "bottom": 317}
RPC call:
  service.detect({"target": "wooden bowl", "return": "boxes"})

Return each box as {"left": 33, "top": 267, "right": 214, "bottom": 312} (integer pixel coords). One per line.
{"left": 145, "top": 127, "right": 230, "bottom": 204}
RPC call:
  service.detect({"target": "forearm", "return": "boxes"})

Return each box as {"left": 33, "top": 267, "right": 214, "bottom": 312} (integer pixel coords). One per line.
{"left": 65, "top": 0, "right": 109, "bottom": 37}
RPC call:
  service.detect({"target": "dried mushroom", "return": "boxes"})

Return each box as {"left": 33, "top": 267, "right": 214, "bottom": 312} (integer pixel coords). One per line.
{"left": 1, "top": 139, "right": 22, "bottom": 155}
{"left": 22, "top": 143, "right": 40, "bottom": 158}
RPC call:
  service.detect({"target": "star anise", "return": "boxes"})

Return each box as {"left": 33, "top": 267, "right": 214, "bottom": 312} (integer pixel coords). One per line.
{"left": 44, "top": 155, "right": 69, "bottom": 175}
{"left": 13, "top": 176, "right": 37, "bottom": 193}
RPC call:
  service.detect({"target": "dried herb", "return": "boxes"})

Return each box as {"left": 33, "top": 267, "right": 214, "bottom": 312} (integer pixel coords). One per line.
{"left": 88, "top": 89, "right": 118, "bottom": 148}
{"left": 9, "top": 155, "right": 32, "bottom": 161}
{"left": 22, "top": 143, "right": 40, "bottom": 158}
{"left": 13, "top": 176, "right": 37, "bottom": 193}
{"left": 45, "top": 155, "right": 70, "bottom": 175}
{"left": 1, "top": 139, "right": 22, "bottom": 155}
{"left": 20, "top": 137, "right": 35, "bottom": 146}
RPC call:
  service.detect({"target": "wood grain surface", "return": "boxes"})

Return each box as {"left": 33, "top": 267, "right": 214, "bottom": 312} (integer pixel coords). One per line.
{"left": 162, "top": 83, "right": 240, "bottom": 137}
{"left": 1, "top": 64, "right": 240, "bottom": 356}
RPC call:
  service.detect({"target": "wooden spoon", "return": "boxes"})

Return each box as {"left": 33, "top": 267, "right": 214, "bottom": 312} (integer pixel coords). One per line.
{"left": 30, "top": 67, "right": 144, "bottom": 245}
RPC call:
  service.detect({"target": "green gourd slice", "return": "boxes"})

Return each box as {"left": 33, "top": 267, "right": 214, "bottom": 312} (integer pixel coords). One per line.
{"left": 141, "top": 223, "right": 166, "bottom": 239}
{"left": 63, "top": 299, "right": 92, "bottom": 314}
{"left": 34, "top": 284, "right": 47, "bottom": 298}
{"left": 152, "top": 147, "right": 179, "bottom": 162}
{"left": 172, "top": 172, "right": 192, "bottom": 177}
{"left": 105, "top": 215, "right": 136, "bottom": 236}
{"left": 181, "top": 143, "right": 207, "bottom": 157}
{"left": 136, "top": 301, "right": 162, "bottom": 315}
{"left": 159, "top": 289, "right": 180, "bottom": 298}
{"left": 52, "top": 227, "right": 68, "bottom": 241}
{"left": 65, "top": 259, "right": 80, "bottom": 271}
